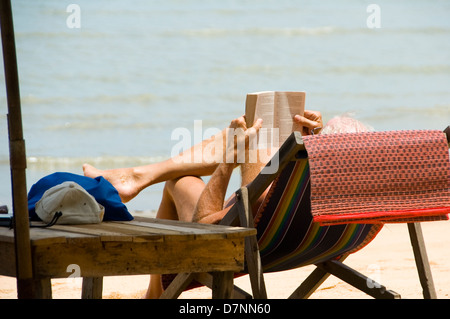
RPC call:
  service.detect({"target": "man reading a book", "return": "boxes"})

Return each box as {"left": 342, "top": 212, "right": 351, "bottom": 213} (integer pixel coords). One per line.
{"left": 83, "top": 110, "right": 323, "bottom": 298}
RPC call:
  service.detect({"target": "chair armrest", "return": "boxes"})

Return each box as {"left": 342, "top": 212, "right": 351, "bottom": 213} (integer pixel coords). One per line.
{"left": 444, "top": 125, "right": 450, "bottom": 146}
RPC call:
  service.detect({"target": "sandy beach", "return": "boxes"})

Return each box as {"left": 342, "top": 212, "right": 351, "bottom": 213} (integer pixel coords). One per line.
{"left": 1, "top": 220, "right": 449, "bottom": 299}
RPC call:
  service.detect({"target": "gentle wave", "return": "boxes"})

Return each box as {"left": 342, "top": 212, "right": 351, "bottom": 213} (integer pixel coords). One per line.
{"left": 0, "top": 156, "right": 167, "bottom": 170}
{"left": 16, "top": 31, "right": 112, "bottom": 39}
{"left": 16, "top": 25, "right": 450, "bottom": 39}
{"left": 162, "top": 26, "right": 337, "bottom": 38}
{"left": 15, "top": 26, "right": 340, "bottom": 39}
{"left": 161, "top": 26, "right": 450, "bottom": 38}
{"left": 214, "top": 63, "right": 450, "bottom": 76}
{"left": 328, "top": 65, "right": 450, "bottom": 75}
{"left": 0, "top": 156, "right": 168, "bottom": 170}
{"left": 19, "top": 93, "right": 158, "bottom": 106}
{"left": 357, "top": 104, "right": 450, "bottom": 130}
{"left": 43, "top": 120, "right": 165, "bottom": 131}
{"left": 19, "top": 26, "right": 449, "bottom": 41}
{"left": 378, "top": 104, "right": 450, "bottom": 115}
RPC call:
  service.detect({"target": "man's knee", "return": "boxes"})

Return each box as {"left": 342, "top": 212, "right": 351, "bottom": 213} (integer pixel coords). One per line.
{"left": 163, "top": 177, "right": 182, "bottom": 198}
{"left": 164, "top": 176, "right": 203, "bottom": 197}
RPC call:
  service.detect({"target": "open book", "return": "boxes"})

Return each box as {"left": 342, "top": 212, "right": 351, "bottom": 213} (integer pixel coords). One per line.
{"left": 245, "top": 91, "right": 306, "bottom": 149}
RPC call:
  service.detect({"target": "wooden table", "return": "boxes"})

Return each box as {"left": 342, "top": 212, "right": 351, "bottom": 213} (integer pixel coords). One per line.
{"left": 0, "top": 216, "right": 256, "bottom": 299}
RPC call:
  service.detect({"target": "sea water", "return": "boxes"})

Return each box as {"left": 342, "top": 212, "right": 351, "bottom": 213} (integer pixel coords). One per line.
{"left": 0, "top": 0, "right": 449, "bottom": 213}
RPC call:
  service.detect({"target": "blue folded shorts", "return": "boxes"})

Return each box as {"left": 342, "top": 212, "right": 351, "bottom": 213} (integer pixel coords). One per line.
{"left": 28, "top": 172, "right": 134, "bottom": 221}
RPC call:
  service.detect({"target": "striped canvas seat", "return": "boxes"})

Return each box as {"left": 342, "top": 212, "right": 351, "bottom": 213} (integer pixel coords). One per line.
{"left": 254, "top": 159, "right": 382, "bottom": 273}
{"left": 162, "top": 159, "right": 381, "bottom": 289}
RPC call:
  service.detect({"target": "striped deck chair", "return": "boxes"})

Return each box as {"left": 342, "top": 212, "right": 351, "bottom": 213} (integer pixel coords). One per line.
{"left": 162, "top": 126, "right": 450, "bottom": 299}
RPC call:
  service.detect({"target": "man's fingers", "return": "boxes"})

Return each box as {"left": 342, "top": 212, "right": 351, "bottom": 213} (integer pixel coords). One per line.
{"left": 294, "top": 114, "right": 321, "bottom": 129}
{"left": 304, "top": 110, "right": 322, "bottom": 120}
{"left": 294, "top": 111, "right": 323, "bottom": 135}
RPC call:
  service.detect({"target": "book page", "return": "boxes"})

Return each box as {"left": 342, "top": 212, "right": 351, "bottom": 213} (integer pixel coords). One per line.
{"left": 245, "top": 91, "right": 275, "bottom": 150}
{"left": 253, "top": 92, "right": 275, "bottom": 130}
{"left": 245, "top": 91, "right": 273, "bottom": 128}
{"left": 275, "top": 91, "right": 305, "bottom": 143}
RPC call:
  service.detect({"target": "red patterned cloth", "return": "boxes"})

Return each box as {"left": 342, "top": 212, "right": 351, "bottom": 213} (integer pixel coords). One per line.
{"left": 303, "top": 130, "right": 450, "bottom": 225}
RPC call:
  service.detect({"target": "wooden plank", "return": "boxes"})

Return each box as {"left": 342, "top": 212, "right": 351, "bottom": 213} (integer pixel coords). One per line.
{"left": 30, "top": 228, "right": 94, "bottom": 245}
{"left": 77, "top": 222, "right": 170, "bottom": 241}
{"left": 0, "top": 227, "right": 15, "bottom": 244}
{"left": 49, "top": 224, "right": 134, "bottom": 242}
{"left": 128, "top": 217, "right": 256, "bottom": 239}
{"left": 108, "top": 220, "right": 194, "bottom": 240}
{"left": 118, "top": 218, "right": 211, "bottom": 236}
{"left": 49, "top": 223, "right": 169, "bottom": 242}
{"left": 49, "top": 221, "right": 212, "bottom": 242}
{"left": 0, "top": 240, "right": 16, "bottom": 276}
{"left": 32, "top": 237, "right": 246, "bottom": 278}
{"left": 0, "top": 226, "right": 97, "bottom": 246}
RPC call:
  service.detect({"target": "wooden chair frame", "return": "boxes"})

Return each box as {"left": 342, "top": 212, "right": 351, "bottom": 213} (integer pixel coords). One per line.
{"left": 165, "top": 128, "right": 450, "bottom": 299}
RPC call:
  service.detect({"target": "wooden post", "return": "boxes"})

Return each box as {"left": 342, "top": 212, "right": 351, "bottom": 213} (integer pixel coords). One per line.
{"left": 82, "top": 277, "right": 103, "bottom": 299}
{"left": 212, "top": 271, "right": 234, "bottom": 299}
{"left": 0, "top": 0, "right": 34, "bottom": 298}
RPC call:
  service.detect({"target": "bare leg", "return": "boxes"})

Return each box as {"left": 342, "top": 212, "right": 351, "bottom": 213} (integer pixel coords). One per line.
{"left": 83, "top": 128, "right": 228, "bottom": 202}
{"left": 235, "top": 147, "right": 278, "bottom": 214}
{"left": 143, "top": 175, "right": 206, "bottom": 299}
{"left": 156, "top": 176, "right": 206, "bottom": 222}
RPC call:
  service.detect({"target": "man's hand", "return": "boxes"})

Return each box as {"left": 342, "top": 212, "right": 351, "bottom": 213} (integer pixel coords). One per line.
{"left": 294, "top": 110, "right": 323, "bottom": 136}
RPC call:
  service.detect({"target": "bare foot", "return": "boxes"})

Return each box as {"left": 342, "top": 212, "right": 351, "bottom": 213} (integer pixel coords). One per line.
{"left": 83, "top": 164, "right": 143, "bottom": 203}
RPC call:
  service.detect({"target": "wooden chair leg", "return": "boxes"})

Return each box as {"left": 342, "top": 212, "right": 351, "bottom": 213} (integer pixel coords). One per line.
{"left": 28, "top": 278, "right": 52, "bottom": 299}
{"left": 407, "top": 223, "right": 437, "bottom": 299}
{"left": 288, "top": 266, "right": 331, "bottom": 299}
{"left": 289, "top": 255, "right": 349, "bottom": 299}
{"left": 236, "top": 187, "right": 267, "bottom": 299}
{"left": 191, "top": 272, "right": 253, "bottom": 299}
{"left": 317, "top": 260, "right": 400, "bottom": 299}
{"left": 82, "top": 277, "right": 103, "bottom": 299}
{"left": 160, "top": 273, "right": 196, "bottom": 299}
